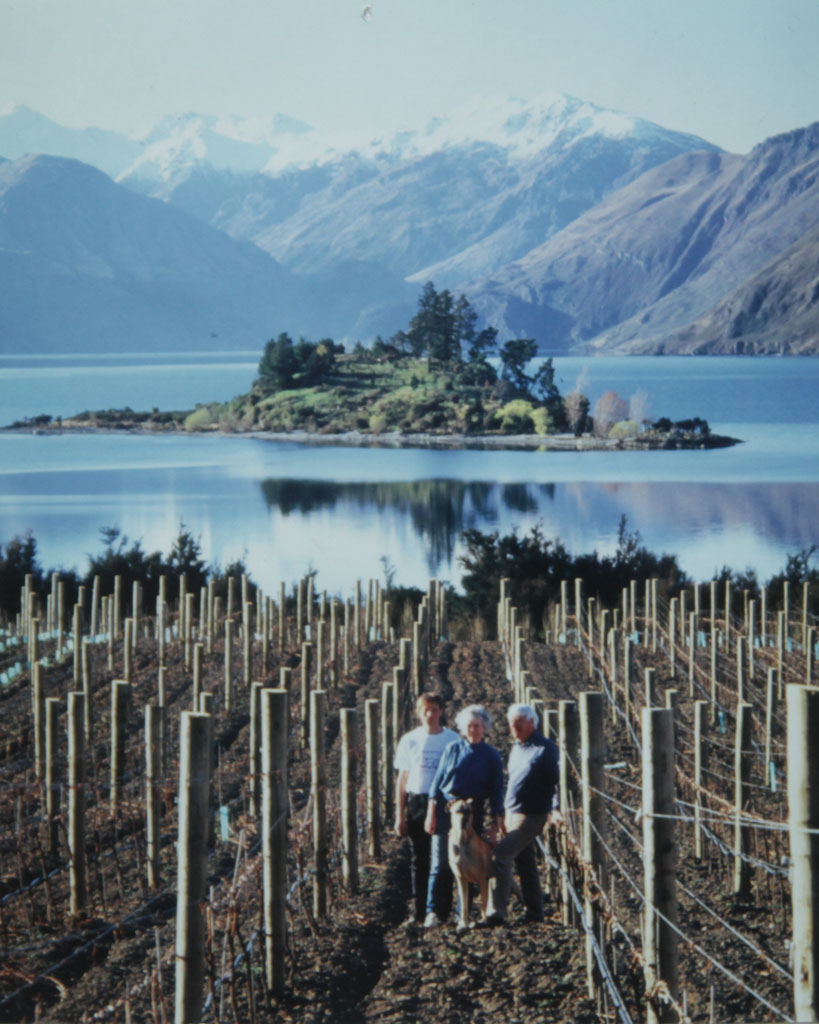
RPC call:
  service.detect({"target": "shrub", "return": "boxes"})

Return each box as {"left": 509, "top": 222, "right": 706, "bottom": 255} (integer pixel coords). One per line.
{"left": 499, "top": 399, "right": 535, "bottom": 433}
{"left": 609, "top": 419, "right": 639, "bottom": 440}
{"left": 369, "top": 413, "right": 388, "bottom": 434}
{"left": 184, "top": 406, "right": 216, "bottom": 431}
{"left": 530, "top": 407, "right": 554, "bottom": 436}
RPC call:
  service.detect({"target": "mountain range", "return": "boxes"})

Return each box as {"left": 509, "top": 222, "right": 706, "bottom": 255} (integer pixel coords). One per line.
{"left": 0, "top": 97, "right": 817, "bottom": 355}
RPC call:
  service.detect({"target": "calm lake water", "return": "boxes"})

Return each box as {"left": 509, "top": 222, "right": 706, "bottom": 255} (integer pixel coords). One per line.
{"left": 1, "top": 353, "right": 817, "bottom": 594}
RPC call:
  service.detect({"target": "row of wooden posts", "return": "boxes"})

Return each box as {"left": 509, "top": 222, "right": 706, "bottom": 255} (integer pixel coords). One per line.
{"left": 17, "top": 572, "right": 449, "bottom": 1023}
{"left": 13, "top": 571, "right": 816, "bottom": 1023}
{"left": 500, "top": 578, "right": 819, "bottom": 1024}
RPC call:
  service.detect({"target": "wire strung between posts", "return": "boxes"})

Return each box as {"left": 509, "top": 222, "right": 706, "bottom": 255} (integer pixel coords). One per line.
{"left": 535, "top": 835, "right": 637, "bottom": 1024}
{"left": 588, "top": 812, "right": 793, "bottom": 1024}
{"left": 698, "top": 822, "right": 789, "bottom": 879}
{"left": 675, "top": 878, "right": 793, "bottom": 983}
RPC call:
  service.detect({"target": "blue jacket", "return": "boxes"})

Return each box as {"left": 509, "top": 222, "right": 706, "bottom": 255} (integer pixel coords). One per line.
{"left": 428, "top": 737, "right": 504, "bottom": 835}
{"left": 505, "top": 730, "right": 559, "bottom": 815}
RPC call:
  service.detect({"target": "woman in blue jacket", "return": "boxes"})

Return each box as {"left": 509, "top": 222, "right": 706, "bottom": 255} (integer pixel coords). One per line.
{"left": 422, "top": 704, "right": 504, "bottom": 928}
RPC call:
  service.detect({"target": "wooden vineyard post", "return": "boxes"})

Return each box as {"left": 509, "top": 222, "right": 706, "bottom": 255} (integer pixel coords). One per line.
{"left": 296, "top": 578, "right": 305, "bottom": 640}
{"left": 343, "top": 598, "right": 351, "bottom": 674}
{"left": 45, "top": 697, "right": 61, "bottom": 859}
{"left": 113, "top": 574, "right": 122, "bottom": 640}
{"left": 558, "top": 699, "right": 579, "bottom": 927}
{"left": 330, "top": 600, "right": 339, "bottom": 687}
{"left": 786, "top": 683, "right": 819, "bottom": 1022}
{"left": 278, "top": 581, "right": 286, "bottom": 653}
{"left": 651, "top": 578, "right": 659, "bottom": 652}
{"left": 32, "top": 661, "right": 45, "bottom": 782}
{"left": 580, "top": 690, "right": 606, "bottom": 999}
{"left": 381, "top": 682, "right": 395, "bottom": 825}
{"left": 315, "top": 619, "right": 326, "bottom": 690}
{"left": 249, "top": 682, "right": 264, "bottom": 817}
{"left": 207, "top": 579, "right": 215, "bottom": 656}
{"left": 90, "top": 575, "right": 100, "bottom": 639}
{"left": 158, "top": 666, "right": 168, "bottom": 777}
{"left": 242, "top": 602, "right": 253, "bottom": 690}
{"left": 365, "top": 698, "right": 381, "bottom": 859}
{"left": 73, "top": 603, "right": 82, "bottom": 684}
{"left": 608, "top": 629, "right": 619, "bottom": 723}
{"left": 688, "top": 612, "right": 697, "bottom": 698}
{"left": 574, "top": 577, "right": 584, "bottom": 646}
{"left": 67, "top": 691, "right": 87, "bottom": 916}
{"left": 81, "top": 639, "right": 93, "bottom": 752}
{"left": 311, "top": 689, "right": 328, "bottom": 918}
{"left": 412, "top": 621, "right": 422, "bottom": 698}
{"left": 668, "top": 597, "right": 677, "bottom": 677}
{"left": 623, "top": 635, "right": 632, "bottom": 728}
{"left": 146, "top": 704, "right": 162, "bottom": 889}
{"left": 736, "top": 636, "right": 746, "bottom": 703}
{"left": 733, "top": 702, "right": 753, "bottom": 897}
{"left": 224, "top": 618, "right": 234, "bottom": 712}
{"left": 642, "top": 706, "right": 678, "bottom": 1024}
{"left": 192, "top": 641, "right": 203, "bottom": 710}
{"left": 300, "top": 641, "right": 313, "bottom": 748}
{"left": 174, "top": 711, "right": 212, "bottom": 1024}
{"left": 777, "top": 611, "right": 785, "bottom": 698}
{"left": 261, "top": 687, "right": 288, "bottom": 995}
{"left": 803, "top": 582, "right": 810, "bottom": 652}
{"left": 694, "top": 700, "right": 709, "bottom": 861}
{"left": 110, "top": 679, "right": 131, "bottom": 815}
{"left": 709, "top": 607, "right": 718, "bottom": 716}
{"left": 393, "top": 665, "right": 407, "bottom": 739}
{"left": 341, "top": 708, "right": 359, "bottom": 894}
{"left": 765, "top": 668, "right": 776, "bottom": 790}
{"left": 354, "top": 580, "right": 362, "bottom": 649}
{"left": 645, "top": 667, "right": 656, "bottom": 708}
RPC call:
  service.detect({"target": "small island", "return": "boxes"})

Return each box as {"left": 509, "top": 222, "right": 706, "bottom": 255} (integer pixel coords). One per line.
{"left": 7, "top": 284, "right": 740, "bottom": 451}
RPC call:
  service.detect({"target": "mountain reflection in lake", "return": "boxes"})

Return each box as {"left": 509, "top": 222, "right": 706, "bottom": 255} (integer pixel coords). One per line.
{"left": 259, "top": 478, "right": 553, "bottom": 569}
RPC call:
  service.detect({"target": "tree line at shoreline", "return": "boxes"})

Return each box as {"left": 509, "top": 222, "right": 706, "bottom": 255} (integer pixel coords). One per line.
{"left": 1, "top": 519, "right": 815, "bottom": 638}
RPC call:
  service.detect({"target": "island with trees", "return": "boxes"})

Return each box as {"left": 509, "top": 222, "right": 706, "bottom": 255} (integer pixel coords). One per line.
{"left": 8, "top": 283, "right": 739, "bottom": 450}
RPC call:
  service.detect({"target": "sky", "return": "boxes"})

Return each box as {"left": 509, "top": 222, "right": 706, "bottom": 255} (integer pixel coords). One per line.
{"left": 1, "top": 0, "right": 818, "bottom": 154}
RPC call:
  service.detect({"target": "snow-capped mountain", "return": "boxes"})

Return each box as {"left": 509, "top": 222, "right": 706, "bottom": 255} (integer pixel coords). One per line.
{"left": 467, "top": 122, "right": 819, "bottom": 354}
{"left": 116, "top": 93, "right": 717, "bottom": 339}
{"left": 2, "top": 97, "right": 817, "bottom": 354}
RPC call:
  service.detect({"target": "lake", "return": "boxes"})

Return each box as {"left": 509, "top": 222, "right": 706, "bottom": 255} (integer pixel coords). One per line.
{"left": 1, "top": 353, "right": 817, "bottom": 595}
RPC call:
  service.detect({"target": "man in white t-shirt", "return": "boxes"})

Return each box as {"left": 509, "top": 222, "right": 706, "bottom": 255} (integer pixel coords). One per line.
{"left": 394, "top": 692, "right": 458, "bottom": 924}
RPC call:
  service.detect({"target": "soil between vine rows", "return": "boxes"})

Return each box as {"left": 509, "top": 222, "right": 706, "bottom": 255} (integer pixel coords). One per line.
{"left": 0, "top": 628, "right": 792, "bottom": 1023}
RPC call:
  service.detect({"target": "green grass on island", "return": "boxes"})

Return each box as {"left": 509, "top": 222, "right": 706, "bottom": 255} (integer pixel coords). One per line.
{"left": 7, "top": 283, "right": 739, "bottom": 449}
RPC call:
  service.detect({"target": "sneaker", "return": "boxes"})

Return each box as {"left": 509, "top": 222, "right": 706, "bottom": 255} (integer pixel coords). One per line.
{"left": 423, "top": 912, "right": 441, "bottom": 929}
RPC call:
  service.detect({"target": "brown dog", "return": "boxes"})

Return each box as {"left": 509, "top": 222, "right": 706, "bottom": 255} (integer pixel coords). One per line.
{"left": 447, "top": 798, "right": 492, "bottom": 931}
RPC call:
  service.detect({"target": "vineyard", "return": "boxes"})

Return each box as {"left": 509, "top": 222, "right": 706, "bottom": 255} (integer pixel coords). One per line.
{"left": 0, "top": 572, "right": 816, "bottom": 1023}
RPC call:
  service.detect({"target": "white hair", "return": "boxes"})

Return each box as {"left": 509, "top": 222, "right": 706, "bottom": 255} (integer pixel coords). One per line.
{"left": 454, "top": 704, "right": 493, "bottom": 737}
{"left": 507, "top": 703, "right": 539, "bottom": 728}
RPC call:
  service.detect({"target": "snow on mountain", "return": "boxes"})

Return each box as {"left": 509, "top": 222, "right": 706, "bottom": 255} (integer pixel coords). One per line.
{"left": 465, "top": 123, "right": 819, "bottom": 354}
{"left": 121, "top": 111, "right": 315, "bottom": 185}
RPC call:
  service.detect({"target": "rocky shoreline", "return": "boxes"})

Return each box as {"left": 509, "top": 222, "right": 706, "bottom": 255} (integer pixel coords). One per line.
{"left": 4, "top": 420, "right": 741, "bottom": 450}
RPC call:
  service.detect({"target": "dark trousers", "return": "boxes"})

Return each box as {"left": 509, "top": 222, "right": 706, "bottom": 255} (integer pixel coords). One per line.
{"left": 405, "top": 793, "right": 432, "bottom": 922}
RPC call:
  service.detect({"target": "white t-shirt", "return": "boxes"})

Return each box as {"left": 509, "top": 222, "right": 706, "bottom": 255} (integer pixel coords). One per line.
{"left": 394, "top": 726, "right": 458, "bottom": 795}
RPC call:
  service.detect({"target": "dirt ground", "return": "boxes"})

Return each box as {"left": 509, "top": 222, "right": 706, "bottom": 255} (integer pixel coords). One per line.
{"left": 0, "top": 622, "right": 793, "bottom": 1023}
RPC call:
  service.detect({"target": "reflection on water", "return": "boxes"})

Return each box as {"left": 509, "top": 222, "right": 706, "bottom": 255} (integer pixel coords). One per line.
{"left": 260, "top": 478, "right": 555, "bottom": 570}
{"left": 255, "top": 476, "right": 816, "bottom": 584}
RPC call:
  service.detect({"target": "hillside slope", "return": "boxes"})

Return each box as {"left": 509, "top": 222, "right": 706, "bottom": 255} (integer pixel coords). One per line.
{"left": 0, "top": 154, "right": 315, "bottom": 352}
{"left": 467, "top": 123, "right": 819, "bottom": 354}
